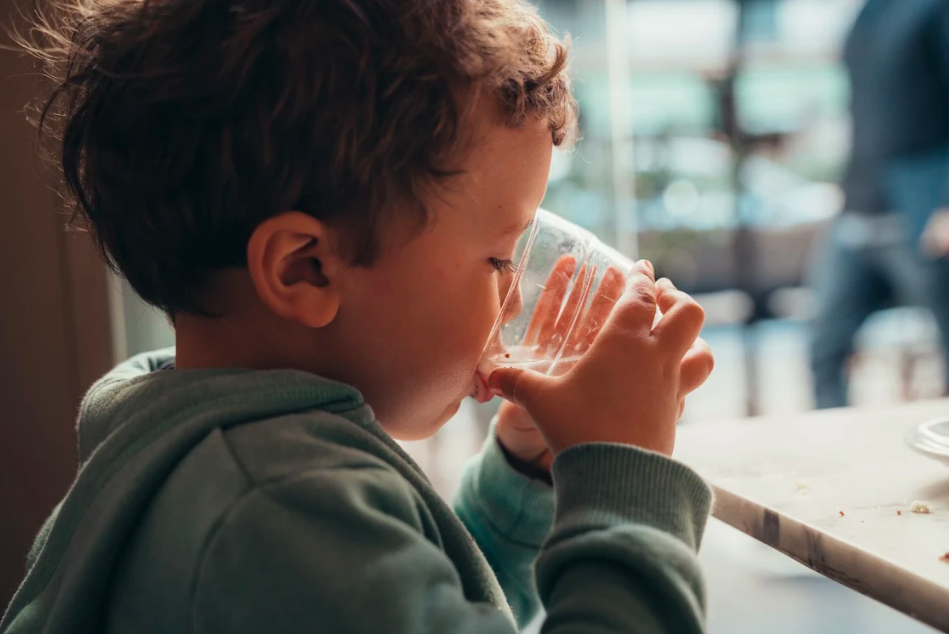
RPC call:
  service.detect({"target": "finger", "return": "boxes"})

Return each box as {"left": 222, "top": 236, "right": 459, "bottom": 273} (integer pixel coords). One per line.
{"left": 488, "top": 367, "right": 548, "bottom": 409}
{"left": 603, "top": 260, "right": 657, "bottom": 333}
{"left": 496, "top": 401, "right": 551, "bottom": 468}
{"left": 497, "top": 400, "right": 534, "bottom": 432}
{"left": 524, "top": 255, "right": 576, "bottom": 346}
{"left": 679, "top": 337, "right": 714, "bottom": 395}
{"left": 550, "top": 263, "right": 593, "bottom": 350}
{"left": 653, "top": 278, "right": 705, "bottom": 356}
{"left": 524, "top": 255, "right": 577, "bottom": 347}
{"left": 678, "top": 400, "right": 686, "bottom": 420}
{"left": 566, "top": 266, "right": 625, "bottom": 354}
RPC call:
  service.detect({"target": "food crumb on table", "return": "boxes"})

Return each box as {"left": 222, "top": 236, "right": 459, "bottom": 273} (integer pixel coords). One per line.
{"left": 911, "top": 500, "right": 933, "bottom": 514}
{"left": 940, "top": 553, "right": 949, "bottom": 563}
{"left": 794, "top": 480, "right": 809, "bottom": 492}
{"left": 897, "top": 510, "right": 902, "bottom": 516}
{"left": 839, "top": 510, "right": 845, "bottom": 517}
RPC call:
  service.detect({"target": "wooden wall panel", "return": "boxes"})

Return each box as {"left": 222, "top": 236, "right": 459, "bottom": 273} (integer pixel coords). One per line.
{"left": 0, "top": 1, "right": 113, "bottom": 605}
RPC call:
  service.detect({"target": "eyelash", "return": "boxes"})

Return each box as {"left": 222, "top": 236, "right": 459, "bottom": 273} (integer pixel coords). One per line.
{"left": 489, "top": 258, "right": 517, "bottom": 274}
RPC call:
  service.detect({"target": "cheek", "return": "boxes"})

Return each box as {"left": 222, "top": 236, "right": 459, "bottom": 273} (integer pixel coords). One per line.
{"left": 365, "top": 271, "right": 396, "bottom": 300}
{"left": 419, "top": 272, "right": 503, "bottom": 375}
{"left": 363, "top": 263, "right": 501, "bottom": 391}
{"left": 432, "top": 265, "right": 451, "bottom": 283}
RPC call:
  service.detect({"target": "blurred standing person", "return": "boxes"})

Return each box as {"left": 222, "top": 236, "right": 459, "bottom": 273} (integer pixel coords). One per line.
{"left": 810, "top": 0, "right": 949, "bottom": 408}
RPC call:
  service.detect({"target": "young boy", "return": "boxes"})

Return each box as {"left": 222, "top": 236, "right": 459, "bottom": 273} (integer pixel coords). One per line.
{"left": 3, "top": 0, "right": 715, "bottom": 632}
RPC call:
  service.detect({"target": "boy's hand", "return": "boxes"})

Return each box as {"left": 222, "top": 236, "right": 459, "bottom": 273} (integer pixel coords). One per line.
{"left": 490, "top": 261, "right": 713, "bottom": 457}
{"left": 495, "top": 255, "right": 624, "bottom": 472}
{"left": 496, "top": 400, "right": 553, "bottom": 472}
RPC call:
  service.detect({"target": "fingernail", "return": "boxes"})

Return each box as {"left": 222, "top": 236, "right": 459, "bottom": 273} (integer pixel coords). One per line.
{"left": 658, "top": 277, "right": 676, "bottom": 290}
{"left": 636, "top": 259, "right": 654, "bottom": 276}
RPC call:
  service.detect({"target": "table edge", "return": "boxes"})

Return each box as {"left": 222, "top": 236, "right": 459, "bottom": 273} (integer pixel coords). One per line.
{"left": 710, "top": 485, "right": 949, "bottom": 633}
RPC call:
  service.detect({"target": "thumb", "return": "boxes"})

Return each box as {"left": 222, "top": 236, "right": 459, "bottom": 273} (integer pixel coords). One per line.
{"left": 488, "top": 367, "right": 548, "bottom": 409}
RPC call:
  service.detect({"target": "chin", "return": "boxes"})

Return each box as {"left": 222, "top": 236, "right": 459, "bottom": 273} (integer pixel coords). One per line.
{"left": 425, "top": 400, "right": 463, "bottom": 433}
{"left": 442, "top": 399, "right": 463, "bottom": 421}
{"left": 384, "top": 399, "right": 462, "bottom": 442}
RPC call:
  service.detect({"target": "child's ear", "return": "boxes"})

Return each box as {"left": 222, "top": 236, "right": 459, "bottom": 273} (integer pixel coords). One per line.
{"left": 247, "top": 212, "right": 344, "bottom": 328}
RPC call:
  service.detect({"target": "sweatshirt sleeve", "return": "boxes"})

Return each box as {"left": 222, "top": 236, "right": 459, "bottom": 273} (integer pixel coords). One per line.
{"left": 192, "top": 449, "right": 711, "bottom": 634}
{"left": 453, "top": 425, "right": 555, "bottom": 628}
{"left": 539, "top": 443, "right": 712, "bottom": 633}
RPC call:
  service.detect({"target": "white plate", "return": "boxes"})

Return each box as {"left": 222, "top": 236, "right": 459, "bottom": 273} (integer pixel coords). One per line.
{"left": 904, "top": 416, "right": 949, "bottom": 466}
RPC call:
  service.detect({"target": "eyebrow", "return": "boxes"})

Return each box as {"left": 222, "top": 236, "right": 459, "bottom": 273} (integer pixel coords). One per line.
{"left": 499, "top": 218, "right": 534, "bottom": 238}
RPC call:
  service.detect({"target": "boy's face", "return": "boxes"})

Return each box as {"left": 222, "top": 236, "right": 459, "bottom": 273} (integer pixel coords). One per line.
{"left": 332, "top": 113, "right": 553, "bottom": 439}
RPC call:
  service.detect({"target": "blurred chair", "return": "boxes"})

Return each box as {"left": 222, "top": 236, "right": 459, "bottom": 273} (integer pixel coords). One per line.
{"left": 770, "top": 286, "right": 944, "bottom": 405}
{"left": 852, "top": 307, "right": 944, "bottom": 403}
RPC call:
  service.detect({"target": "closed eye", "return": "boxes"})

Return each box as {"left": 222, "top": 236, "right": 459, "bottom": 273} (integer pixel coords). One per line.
{"left": 489, "top": 258, "right": 516, "bottom": 274}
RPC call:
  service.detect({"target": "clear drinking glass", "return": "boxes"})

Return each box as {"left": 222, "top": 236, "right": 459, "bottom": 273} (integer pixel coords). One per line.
{"left": 479, "top": 209, "right": 644, "bottom": 378}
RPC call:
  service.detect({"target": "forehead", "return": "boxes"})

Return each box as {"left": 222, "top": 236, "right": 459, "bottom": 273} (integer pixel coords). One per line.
{"left": 439, "top": 111, "right": 554, "bottom": 232}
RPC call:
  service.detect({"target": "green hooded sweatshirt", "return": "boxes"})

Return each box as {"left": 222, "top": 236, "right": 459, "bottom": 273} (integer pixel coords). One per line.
{"left": 1, "top": 349, "right": 711, "bottom": 633}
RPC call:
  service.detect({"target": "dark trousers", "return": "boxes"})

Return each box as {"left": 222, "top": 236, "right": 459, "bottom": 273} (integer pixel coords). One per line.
{"left": 808, "top": 213, "right": 949, "bottom": 408}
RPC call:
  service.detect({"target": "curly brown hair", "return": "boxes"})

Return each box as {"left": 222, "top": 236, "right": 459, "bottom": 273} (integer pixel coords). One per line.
{"left": 20, "top": 0, "right": 576, "bottom": 314}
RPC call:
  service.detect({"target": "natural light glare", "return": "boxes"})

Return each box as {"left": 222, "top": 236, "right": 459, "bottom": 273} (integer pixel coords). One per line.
{"left": 627, "top": 0, "right": 737, "bottom": 69}
{"left": 779, "top": 0, "right": 863, "bottom": 53}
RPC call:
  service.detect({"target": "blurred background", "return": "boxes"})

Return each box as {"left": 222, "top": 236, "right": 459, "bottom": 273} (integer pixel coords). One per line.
{"left": 1, "top": 0, "right": 946, "bottom": 631}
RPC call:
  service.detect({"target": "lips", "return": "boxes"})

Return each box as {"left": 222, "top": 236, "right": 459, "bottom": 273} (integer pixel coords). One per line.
{"left": 468, "top": 371, "right": 493, "bottom": 404}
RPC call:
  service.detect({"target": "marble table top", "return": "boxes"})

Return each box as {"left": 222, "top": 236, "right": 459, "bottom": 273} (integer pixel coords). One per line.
{"left": 676, "top": 400, "right": 949, "bottom": 632}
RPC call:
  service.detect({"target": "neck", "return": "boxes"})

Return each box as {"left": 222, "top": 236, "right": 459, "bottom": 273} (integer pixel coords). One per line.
{"left": 173, "top": 271, "right": 306, "bottom": 370}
